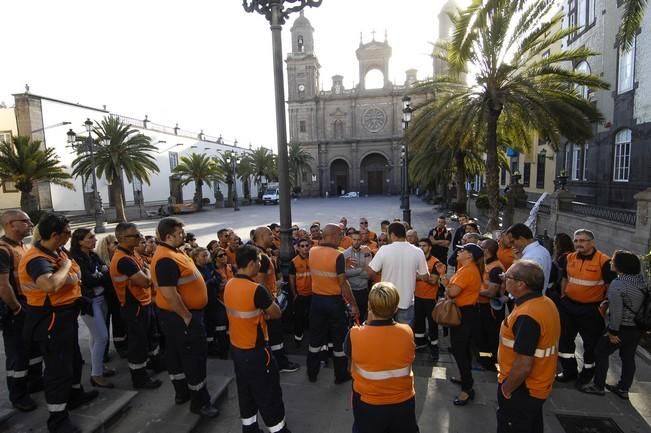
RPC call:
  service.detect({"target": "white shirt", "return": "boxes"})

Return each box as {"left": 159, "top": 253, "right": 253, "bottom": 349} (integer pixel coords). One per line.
{"left": 521, "top": 241, "right": 552, "bottom": 291}
{"left": 368, "top": 241, "right": 429, "bottom": 309}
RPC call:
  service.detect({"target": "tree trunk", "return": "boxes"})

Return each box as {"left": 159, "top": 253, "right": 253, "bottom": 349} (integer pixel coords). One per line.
{"left": 194, "top": 180, "right": 203, "bottom": 210}
{"left": 485, "top": 108, "right": 502, "bottom": 231}
{"left": 244, "top": 178, "right": 250, "bottom": 199}
{"left": 113, "top": 185, "right": 127, "bottom": 223}
{"left": 454, "top": 151, "right": 468, "bottom": 209}
{"left": 227, "top": 181, "right": 233, "bottom": 207}
{"left": 20, "top": 187, "right": 39, "bottom": 214}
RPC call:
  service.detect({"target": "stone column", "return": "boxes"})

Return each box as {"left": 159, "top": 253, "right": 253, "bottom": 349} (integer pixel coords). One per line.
{"left": 549, "top": 189, "right": 576, "bottom": 236}
{"left": 634, "top": 187, "right": 651, "bottom": 254}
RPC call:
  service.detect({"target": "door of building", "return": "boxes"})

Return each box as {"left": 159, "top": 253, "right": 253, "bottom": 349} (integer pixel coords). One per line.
{"left": 367, "top": 171, "right": 383, "bottom": 195}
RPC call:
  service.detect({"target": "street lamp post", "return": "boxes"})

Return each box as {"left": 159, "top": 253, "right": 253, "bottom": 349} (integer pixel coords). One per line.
{"left": 226, "top": 152, "right": 241, "bottom": 212}
{"left": 243, "top": 0, "right": 322, "bottom": 278}
{"left": 401, "top": 95, "right": 413, "bottom": 225}
{"left": 67, "top": 119, "right": 106, "bottom": 233}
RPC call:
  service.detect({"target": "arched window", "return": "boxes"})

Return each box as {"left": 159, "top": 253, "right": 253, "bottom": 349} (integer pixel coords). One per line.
{"left": 575, "top": 61, "right": 590, "bottom": 100}
{"left": 364, "top": 69, "right": 384, "bottom": 89}
{"left": 613, "top": 129, "right": 632, "bottom": 182}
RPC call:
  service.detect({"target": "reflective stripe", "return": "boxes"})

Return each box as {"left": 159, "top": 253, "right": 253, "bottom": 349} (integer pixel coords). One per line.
{"left": 215, "top": 325, "right": 228, "bottom": 331}
{"left": 112, "top": 275, "right": 129, "bottom": 282}
{"left": 178, "top": 271, "right": 200, "bottom": 285}
{"left": 270, "top": 343, "right": 284, "bottom": 351}
{"left": 332, "top": 350, "right": 346, "bottom": 357}
{"left": 206, "top": 337, "right": 215, "bottom": 342}
{"left": 48, "top": 402, "right": 67, "bottom": 412}
{"left": 113, "top": 336, "right": 127, "bottom": 342}
{"left": 7, "top": 369, "right": 28, "bottom": 378}
{"left": 501, "top": 337, "right": 557, "bottom": 358}
{"left": 268, "top": 418, "right": 287, "bottom": 433}
{"left": 567, "top": 276, "right": 605, "bottom": 287}
{"left": 294, "top": 335, "right": 303, "bottom": 341}
{"left": 29, "top": 356, "right": 43, "bottom": 365}
{"left": 296, "top": 272, "right": 311, "bottom": 277}
{"left": 414, "top": 333, "right": 426, "bottom": 338}
{"left": 479, "top": 352, "right": 493, "bottom": 358}
{"left": 72, "top": 384, "right": 81, "bottom": 389}
{"left": 21, "top": 283, "right": 38, "bottom": 291}
{"left": 188, "top": 379, "right": 206, "bottom": 391}
{"left": 169, "top": 373, "right": 186, "bottom": 381}
{"left": 354, "top": 365, "right": 411, "bottom": 380}
{"left": 148, "top": 346, "right": 160, "bottom": 356}
{"left": 583, "top": 363, "right": 595, "bottom": 369}
{"left": 327, "top": 343, "right": 334, "bottom": 348}
{"left": 129, "top": 361, "right": 148, "bottom": 370}
{"left": 311, "top": 269, "right": 338, "bottom": 278}
{"left": 241, "top": 415, "right": 257, "bottom": 426}
{"left": 430, "top": 340, "right": 438, "bottom": 346}
{"left": 558, "top": 352, "right": 575, "bottom": 359}
{"left": 308, "top": 345, "right": 322, "bottom": 353}
{"left": 226, "top": 307, "right": 262, "bottom": 319}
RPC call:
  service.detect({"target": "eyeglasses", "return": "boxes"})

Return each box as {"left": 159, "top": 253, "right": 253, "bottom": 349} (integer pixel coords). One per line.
{"left": 217, "top": 254, "right": 226, "bottom": 258}
{"left": 360, "top": 221, "right": 368, "bottom": 225}
{"left": 499, "top": 272, "right": 520, "bottom": 282}
{"left": 298, "top": 244, "right": 310, "bottom": 248}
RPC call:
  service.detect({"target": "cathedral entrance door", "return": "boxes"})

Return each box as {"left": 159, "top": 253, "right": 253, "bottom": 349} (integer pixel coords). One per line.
{"left": 330, "top": 159, "right": 350, "bottom": 196}
{"left": 367, "top": 171, "right": 383, "bottom": 195}
{"left": 360, "top": 153, "right": 389, "bottom": 196}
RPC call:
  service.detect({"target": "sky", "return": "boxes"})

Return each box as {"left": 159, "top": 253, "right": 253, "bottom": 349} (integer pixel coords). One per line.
{"left": 2, "top": 0, "right": 469, "bottom": 151}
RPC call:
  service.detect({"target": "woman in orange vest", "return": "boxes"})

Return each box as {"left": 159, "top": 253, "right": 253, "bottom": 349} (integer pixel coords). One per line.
{"left": 438, "top": 243, "right": 484, "bottom": 406}
{"left": 476, "top": 239, "right": 505, "bottom": 371}
{"left": 346, "top": 282, "right": 419, "bottom": 433}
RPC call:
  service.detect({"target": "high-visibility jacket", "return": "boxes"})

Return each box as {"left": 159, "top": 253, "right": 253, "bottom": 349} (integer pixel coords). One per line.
{"left": 497, "top": 245, "right": 514, "bottom": 270}
{"left": 478, "top": 259, "right": 505, "bottom": 304}
{"left": 224, "top": 276, "right": 268, "bottom": 350}
{"left": 498, "top": 294, "right": 560, "bottom": 400}
{"left": 415, "top": 256, "right": 441, "bottom": 300}
{"left": 225, "top": 248, "right": 237, "bottom": 267}
{"left": 367, "top": 230, "right": 377, "bottom": 242}
{"left": 291, "top": 255, "right": 312, "bottom": 296}
{"left": 19, "top": 244, "right": 81, "bottom": 307}
{"left": 564, "top": 250, "right": 610, "bottom": 303}
{"left": 309, "top": 245, "right": 342, "bottom": 296}
{"left": 110, "top": 247, "right": 152, "bottom": 306}
{"left": 339, "top": 236, "right": 353, "bottom": 250}
{"left": 351, "top": 322, "right": 415, "bottom": 405}
{"left": 257, "top": 249, "right": 278, "bottom": 296}
{"left": 0, "top": 237, "right": 28, "bottom": 296}
{"left": 151, "top": 244, "right": 207, "bottom": 311}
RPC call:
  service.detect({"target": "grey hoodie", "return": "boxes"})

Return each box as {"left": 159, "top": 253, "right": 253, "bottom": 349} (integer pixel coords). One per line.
{"left": 607, "top": 273, "right": 648, "bottom": 332}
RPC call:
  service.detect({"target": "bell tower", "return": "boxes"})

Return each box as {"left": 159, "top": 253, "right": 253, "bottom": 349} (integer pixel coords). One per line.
{"left": 433, "top": 0, "right": 462, "bottom": 78}
{"left": 356, "top": 31, "right": 392, "bottom": 90}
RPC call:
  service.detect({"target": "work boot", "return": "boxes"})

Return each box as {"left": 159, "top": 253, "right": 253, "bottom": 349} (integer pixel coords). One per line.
{"left": 12, "top": 395, "right": 37, "bottom": 412}
{"left": 134, "top": 376, "right": 162, "bottom": 389}
{"left": 68, "top": 388, "right": 99, "bottom": 410}
{"left": 191, "top": 403, "right": 220, "bottom": 418}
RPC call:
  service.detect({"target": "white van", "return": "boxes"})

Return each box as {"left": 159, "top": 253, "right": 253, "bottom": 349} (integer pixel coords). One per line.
{"left": 262, "top": 188, "right": 280, "bottom": 205}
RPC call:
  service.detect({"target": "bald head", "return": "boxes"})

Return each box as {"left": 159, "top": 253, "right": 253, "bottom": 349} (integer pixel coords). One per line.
{"left": 0, "top": 209, "right": 33, "bottom": 240}
{"left": 322, "top": 223, "right": 342, "bottom": 243}
{"left": 254, "top": 226, "right": 273, "bottom": 249}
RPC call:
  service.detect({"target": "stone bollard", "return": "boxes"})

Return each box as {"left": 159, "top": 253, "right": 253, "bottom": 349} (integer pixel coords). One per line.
{"left": 549, "top": 189, "right": 575, "bottom": 236}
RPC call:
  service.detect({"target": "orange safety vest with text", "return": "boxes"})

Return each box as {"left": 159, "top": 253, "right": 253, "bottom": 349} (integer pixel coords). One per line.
{"left": 351, "top": 323, "right": 415, "bottom": 405}
{"left": 19, "top": 245, "right": 81, "bottom": 307}
{"left": 498, "top": 295, "right": 560, "bottom": 400}
{"left": 151, "top": 245, "right": 207, "bottom": 311}
{"left": 564, "top": 250, "right": 610, "bottom": 303}
{"left": 0, "top": 238, "right": 28, "bottom": 297}
{"left": 415, "top": 256, "right": 441, "bottom": 300}
{"left": 291, "top": 255, "right": 312, "bottom": 296}
{"left": 479, "top": 259, "right": 505, "bottom": 304}
{"left": 110, "top": 248, "right": 152, "bottom": 306}
{"left": 309, "top": 245, "right": 342, "bottom": 296}
{"left": 224, "top": 276, "right": 268, "bottom": 350}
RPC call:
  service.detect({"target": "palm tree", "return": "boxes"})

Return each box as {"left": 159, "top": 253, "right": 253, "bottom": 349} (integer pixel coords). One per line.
{"left": 215, "top": 153, "right": 236, "bottom": 207}
{"left": 250, "top": 147, "right": 277, "bottom": 197}
{"left": 432, "top": 0, "right": 608, "bottom": 230}
{"left": 173, "top": 153, "right": 222, "bottom": 210}
{"left": 237, "top": 154, "right": 255, "bottom": 200}
{"left": 0, "top": 136, "right": 74, "bottom": 213}
{"left": 288, "top": 141, "right": 314, "bottom": 193}
{"left": 72, "top": 115, "right": 159, "bottom": 222}
{"left": 619, "top": 0, "right": 647, "bottom": 50}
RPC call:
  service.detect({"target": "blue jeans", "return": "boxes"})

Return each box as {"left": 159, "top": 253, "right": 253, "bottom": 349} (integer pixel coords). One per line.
{"left": 81, "top": 296, "right": 108, "bottom": 376}
{"left": 395, "top": 305, "right": 415, "bottom": 327}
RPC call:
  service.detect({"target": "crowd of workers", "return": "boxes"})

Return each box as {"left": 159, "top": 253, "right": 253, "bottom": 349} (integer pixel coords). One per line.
{"left": 0, "top": 208, "right": 648, "bottom": 433}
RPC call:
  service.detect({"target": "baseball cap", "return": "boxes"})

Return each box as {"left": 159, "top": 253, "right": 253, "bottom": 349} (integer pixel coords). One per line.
{"left": 456, "top": 243, "right": 483, "bottom": 260}
{"left": 185, "top": 232, "right": 196, "bottom": 243}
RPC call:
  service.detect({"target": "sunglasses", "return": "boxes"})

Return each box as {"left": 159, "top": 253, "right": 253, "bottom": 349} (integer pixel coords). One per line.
{"left": 499, "top": 272, "right": 520, "bottom": 282}
{"left": 360, "top": 221, "right": 368, "bottom": 225}
{"left": 217, "top": 254, "right": 226, "bottom": 258}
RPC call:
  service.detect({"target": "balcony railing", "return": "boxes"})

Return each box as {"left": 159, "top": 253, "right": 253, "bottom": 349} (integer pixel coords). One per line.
{"left": 559, "top": 201, "right": 637, "bottom": 226}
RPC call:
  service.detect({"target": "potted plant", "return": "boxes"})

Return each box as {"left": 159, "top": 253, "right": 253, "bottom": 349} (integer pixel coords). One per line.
{"left": 511, "top": 170, "right": 522, "bottom": 184}
{"left": 557, "top": 169, "right": 569, "bottom": 190}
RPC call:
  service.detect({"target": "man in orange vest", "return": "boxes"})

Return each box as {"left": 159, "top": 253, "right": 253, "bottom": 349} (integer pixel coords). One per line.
{"left": 556, "top": 229, "right": 616, "bottom": 385}
{"left": 414, "top": 238, "right": 443, "bottom": 361}
{"left": 476, "top": 239, "right": 506, "bottom": 371}
{"left": 289, "top": 238, "right": 311, "bottom": 346}
{"left": 110, "top": 222, "right": 161, "bottom": 389}
{"left": 0, "top": 210, "right": 41, "bottom": 412}
{"left": 497, "top": 260, "right": 560, "bottom": 433}
{"left": 151, "top": 217, "right": 219, "bottom": 418}
{"left": 254, "top": 226, "right": 299, "bottom": 372}
{"left": 307, "top": 223, "right": 360, "bottom": 383}
{"left": 224, "top": 244, "right": 292, "bottom": 433}
{"left": 20, "top": 213, "right": 98, "bottom": 433}
{"left": 346, "top": 282, "right": 418, "bottom": 433}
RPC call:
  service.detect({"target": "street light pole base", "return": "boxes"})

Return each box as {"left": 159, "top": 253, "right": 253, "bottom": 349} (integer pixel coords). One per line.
{"left": 402, "top": 208, "right": 411, "bottom": 226}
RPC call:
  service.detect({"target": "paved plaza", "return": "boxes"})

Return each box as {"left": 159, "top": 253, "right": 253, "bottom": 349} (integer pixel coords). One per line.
{"left": 2, "top": 196, "right": 651, "bottom": 432}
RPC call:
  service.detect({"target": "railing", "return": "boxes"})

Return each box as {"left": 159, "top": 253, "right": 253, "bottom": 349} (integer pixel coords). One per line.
{"left": 559, "top": 201, "right": 637, "bottom": 226}
{"left": 115, "top": 115, "right": 145, "bottom": 129}
{"left": 525, "top": 201, "right": 551, "bottom": 215}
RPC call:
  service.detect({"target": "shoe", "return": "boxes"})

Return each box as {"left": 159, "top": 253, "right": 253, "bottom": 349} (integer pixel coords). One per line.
{"left": 102, "top": 367, "right": 116, "bottom": 377}
{"left": 308, "top": 374, "right": 318, "bottom": 383}
{"left": 556, "top": 371, "right": 578, "bottom": 383}
{"left": 578, "top": 383, "right": 605, "bottom": 396}
{"left": 68, "top": 389, "right": 99, "bottom": 410}
{"left": 453, "top": 389, "right": 475, "bottom": 406}
{"left": 12, "top": 396, "right": 37, "bottom": 412}
{"left": 279, "top": 361, "right": 300, "bottom": 373}
{"left": 335, "top": 374, "right": 352, "bottom": 385}
{"left": 449, "top": 376, "right": 463, "bottom": 385}
{"left": 91, "top": 377, "right": 115, "bottom": 388}
{"left": 191, "top": 404, "right": 220, "bottom": 418}
{"left": 430, "top": 346, "right": 440, "bottom": 362}
{"left": 605, "top": 384, "right": 629, "bottom": 400}
{"left": 51, "top": 418, "right": 81, "bottom": 433}
{"left": 134, "top": 377, "right": 162, "bottom": 389}
{"left": 175, "top": 392, "right": 191, "bottom": 405}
